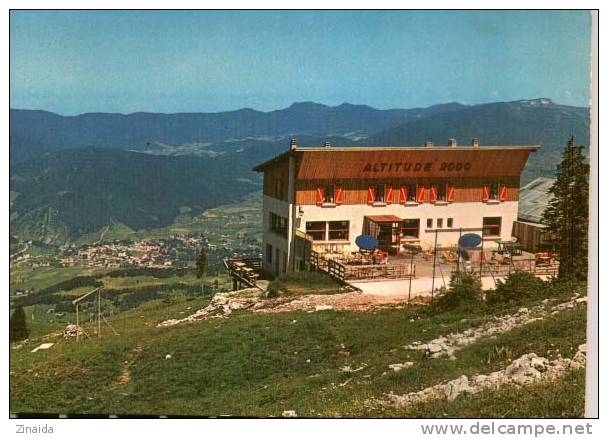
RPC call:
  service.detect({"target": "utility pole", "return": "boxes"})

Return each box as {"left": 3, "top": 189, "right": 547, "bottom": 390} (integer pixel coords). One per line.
{"left": 431, "top": 230, "right": 438, "bottom": 300}
{"left": 408, "top": 246, "right": 415, "bottom": 303}
{"left": 456, "top": 227, "right": 463, "bottom": 274}
{"left": 76, "top": 303, "right": 80, "bottom": 343}
{"left": 480, "top": 234, "right": 484, "bottom": 282}
{"left": 97, "top": 288, "right": 101, "bottom": 337}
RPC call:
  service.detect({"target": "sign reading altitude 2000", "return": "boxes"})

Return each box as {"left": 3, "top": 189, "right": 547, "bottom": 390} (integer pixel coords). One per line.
{"left": 362, "top": 162, "right": 472, "bottom": 172}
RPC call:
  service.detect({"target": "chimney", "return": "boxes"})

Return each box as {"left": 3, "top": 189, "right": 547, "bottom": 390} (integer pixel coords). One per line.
{"left": 323, "top": 140, "right": 332, "bottom": 148}
{"left": 447, "top": 138, "right": 457, "bottom": 147}
{"left": 289, "top": 137, "right": 298, "bottom": 151}
{"left": 471, "top": 138, "right": 479, "bottom": 147}
{"left": 424, "top": 140, "right": 434, "bottom": 148}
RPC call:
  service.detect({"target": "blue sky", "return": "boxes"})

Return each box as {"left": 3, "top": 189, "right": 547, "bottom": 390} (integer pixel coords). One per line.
{"left": 10, "top": 10, "right": 591, "bottom": 115}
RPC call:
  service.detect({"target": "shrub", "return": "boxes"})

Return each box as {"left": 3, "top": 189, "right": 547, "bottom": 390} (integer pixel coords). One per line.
{"left": 486, "top": 271, "right": 545, "bottom": 306}
{"left": 543, "top": 276, "right": 587, "bottom": 300}
{"left": 432, "top": 272, "right": 482, "bottom": 312}
{"left": 265, "top": 282, "right": 285, "bottom": 298}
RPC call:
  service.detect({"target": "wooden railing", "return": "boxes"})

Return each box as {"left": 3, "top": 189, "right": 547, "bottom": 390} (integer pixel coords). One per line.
{"left": 223, "top": 256, "right": 263, "bottom": 289}
{"left": 310, "top": 250, "right": 415, "bottom": 282}
{"left": 327, "top": 259, "right": 346, "bottom": 282}
{"left": 343, "top": 263, "right": 415, "bottom": 281}
{"left": 451, "top": 259, "right": 559, "bottom": 277}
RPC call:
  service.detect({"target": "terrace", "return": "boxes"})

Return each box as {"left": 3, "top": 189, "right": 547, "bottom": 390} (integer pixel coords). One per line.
{"left": 310, "top": 241, "right": 558, "bottom": 291}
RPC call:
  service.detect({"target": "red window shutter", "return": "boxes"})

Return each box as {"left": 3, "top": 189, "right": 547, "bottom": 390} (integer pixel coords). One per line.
{"left": 399, "top": 186, "right": 408, "bottom": 203}
{"left": 335, "top": 186, "right": 344, "bottom": 204}
{"left": 447, "top": 186, "right": 455, "bottom": 202}
{"left": 416, "top": 186, "right": 425, "bottom": 203}
{"left": 499, "top": 184, "right": 507, "bottom": 201}
{"left": 482, "top": 185, "right": 490, "bottom": 201}
{"left": 316, "top": 186, "right": 325, "bottom": 205}
{"left": 430, "top": 185, "right": 438, "bottom": 203}
{"left": 385, "top": 185, "right": 393, "bottom": 204}
{"left": 367, "top": 186, "right": 375, "bottom": 204}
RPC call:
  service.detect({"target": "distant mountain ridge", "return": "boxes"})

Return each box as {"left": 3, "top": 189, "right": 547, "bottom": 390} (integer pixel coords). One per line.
{"left": 9, "top": 101, "right": 467, "bottom": 162}
{"left": 9, "top": 98, "right": 590, "bottom": 244}
{"left": 364, "top": 98, "right": 590, "bottom": 182}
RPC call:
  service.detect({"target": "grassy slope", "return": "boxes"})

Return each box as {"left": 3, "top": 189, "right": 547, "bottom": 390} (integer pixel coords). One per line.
{"left": 10, "top": 292, "right": 586, "bottom": 417}
{"left": 11, "top": 266, "right": 110, "bottom": 294}
{"left": 99, "top": 274, "right": 204, "bottom": 289}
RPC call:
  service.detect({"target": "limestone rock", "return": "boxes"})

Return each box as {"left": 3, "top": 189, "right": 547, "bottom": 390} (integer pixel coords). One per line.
{"left": 388, "top": 362, "right": 414, "bottom": 372}
{"left": 315, "top": 304, "right": 333, "bottom": 311}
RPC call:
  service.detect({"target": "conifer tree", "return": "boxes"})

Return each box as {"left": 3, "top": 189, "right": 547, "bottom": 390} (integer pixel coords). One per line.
{"left": 542, "top": 136, "right": 589, "bottom": 280}
{"left": 195, "top": 247, "right": 207, "bottom": 279}
{"left": 10, "top": 304, "right": 30, "bottom": 342}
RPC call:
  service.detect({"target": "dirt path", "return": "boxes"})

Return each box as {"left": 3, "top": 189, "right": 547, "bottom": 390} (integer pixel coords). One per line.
{"left": 112, "top": 346, "right": 143, "bottom": 387}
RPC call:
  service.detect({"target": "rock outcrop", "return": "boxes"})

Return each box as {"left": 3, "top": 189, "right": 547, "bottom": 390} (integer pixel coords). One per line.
{"left": 404, "top": 295, "right": 586, "bottom": 359}
{"left": 378, "top": 344, "right": 586, "bottom": 408}
{"left": 157, "top": 289, "right": 262, "bottom": 327}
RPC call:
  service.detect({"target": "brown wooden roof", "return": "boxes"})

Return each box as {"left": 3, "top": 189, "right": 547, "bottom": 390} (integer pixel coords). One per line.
{"left": 365, "top": 215, "right": 403, "bottom": 223}
{"left": 292, "top": 146, "right": 538, "bottom": 180}
{"left": 253, "top": 145, "right": 539, "bottom": 179}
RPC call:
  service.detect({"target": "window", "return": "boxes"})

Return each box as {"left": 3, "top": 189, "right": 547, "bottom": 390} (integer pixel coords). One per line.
{"left": 407, "top": 184, "right": 417, "bottom": 201}
{"left": 318, "top": 183, "right": 344, "bottom": 204}
{"left": 437, "top": 183, "right": 447, "bottom": 201}
{"left": 399, "top": 183, "right": 417, "bottom": 202}
{"left": 323, "top": 184, "right": 335, "bottom": 203}
{"left": 266, "top": 244, "right": 272, "bottom": 263}
{"left": 269, "top": 212, "right": 288, "bottom": 238}
{"left": 430, "top": 183, "right": 451, "bottom": 202}
{"left": 437, "top": 218, "right": 443, "bottom": 228}
{"left": 484, "top": 181, "right": 499, "bottom": 201}
{"left": 371, "top": 184, "right": 386, "bottom": 202}
{"left": 328, "top": 221, "right": 349, "bottom": 240}
{"left": 482, "top": 217, "right": 502, "bottom": 237}
{"left": 427, "top": 218, "right": 433, "bottom": 228}
{"left": 306, "top": 221, "right": 326, "bottom": 241}
{"left": 447, "top": 218, "right": 454, "bottom": 228}
{"left": 401, "top": 219, "right": 420, "bottom": 238}
{"left": 274, "top": 178, "right": 286, "bottom": 200}
{"left": 489, "top": 182, "right": 499, "bottom": 200}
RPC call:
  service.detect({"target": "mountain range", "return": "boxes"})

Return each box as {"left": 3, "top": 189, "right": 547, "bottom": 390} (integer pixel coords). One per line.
{"left": 10, "top": 98, "right": 590, "bottom": 244}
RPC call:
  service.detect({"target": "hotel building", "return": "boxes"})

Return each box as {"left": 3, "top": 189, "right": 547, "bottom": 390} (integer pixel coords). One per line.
{"left": 254, "top": 139, "right": 538, "bottom": 277}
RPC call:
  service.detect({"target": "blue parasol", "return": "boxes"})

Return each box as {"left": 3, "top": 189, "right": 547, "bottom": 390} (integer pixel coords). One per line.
{"left": 458, "top": 233, "right": 482, "bottom": 248}
{"left": 355, "top": 234, "right": 379, "bottom": 250}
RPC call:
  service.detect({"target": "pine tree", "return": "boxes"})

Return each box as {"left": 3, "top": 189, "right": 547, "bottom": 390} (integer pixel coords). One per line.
{"left": 195, "top": 247, "right": 207, "bottom": 279}
{"left": 10, "top": 305, "right": 30, "bottom": 342}
{"left": 542, "top": 136, "right": 589, "bottom": 280}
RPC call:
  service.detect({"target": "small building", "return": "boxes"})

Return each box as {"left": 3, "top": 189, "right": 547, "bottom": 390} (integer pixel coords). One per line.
{"left": 512, "top": 176, "right": 556, "bottom": 252}
{"left": 254, "top": 139, "right": 538, "bottom": 277}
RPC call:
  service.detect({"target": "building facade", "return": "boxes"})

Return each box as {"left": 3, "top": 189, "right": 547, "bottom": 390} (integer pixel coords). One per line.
{"left": 512, "top": 176, "right": 556, "bottom": 252}
{"left": 254, "top": 140, "right": 538, "bottom": 277}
